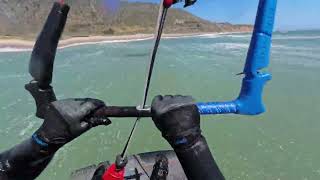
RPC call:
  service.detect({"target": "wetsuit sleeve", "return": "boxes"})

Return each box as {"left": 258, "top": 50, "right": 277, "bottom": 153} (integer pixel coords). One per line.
{"left": 0, "top": 138, "right": 55, "bottom": 180}
{"left": 173, "top": 135, "right": 225, "bottom": 180}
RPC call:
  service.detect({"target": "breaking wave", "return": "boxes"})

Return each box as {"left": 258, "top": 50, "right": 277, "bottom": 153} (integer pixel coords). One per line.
{"left": 212, "top": 43, "right": 249, "bottom": 50}
{"left": 0, "top": 47, "right": 32, "bottom": 52}
{"left": 273, "top": 35, "right": 320, "bottom": 40}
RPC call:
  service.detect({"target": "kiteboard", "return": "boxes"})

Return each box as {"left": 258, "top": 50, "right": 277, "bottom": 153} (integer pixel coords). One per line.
{"left": 70, "top": 150, "right": 187, "bottom": 180}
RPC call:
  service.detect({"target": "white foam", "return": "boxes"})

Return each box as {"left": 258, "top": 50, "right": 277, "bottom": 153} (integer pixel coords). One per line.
{"left": 58, "top": 37, "right": 154, "bottom": 49}
{"left": 224, "top": 34, "right": 251, "bottom": 38}
{"left": 0, "top": 37, "right": 154, "bottom": 53}
{"left": 0, "top": 73, "right": 28, "bottom": 80}
{"left": 273, "top": 36, "right": 320, "bottom": 40}
{"left": 197, "top": 32, "right": 244, "bottom": 39}
{"left": 197, "top": 34, "right": 222, "bottom": 38}
{"left": 212, "top": 43, "right": 249, "bottom": 50}
{"left": 0, "top": 47, "right": 32, "bottom": 52}
{"left": 274, "top": 50, "right": 320, "bottom": 60}
{"left": 272, "top": 44, "right": 316, "bottom": 51}
{"left": 0, "top": 34, "right": 211, "bottom": 53}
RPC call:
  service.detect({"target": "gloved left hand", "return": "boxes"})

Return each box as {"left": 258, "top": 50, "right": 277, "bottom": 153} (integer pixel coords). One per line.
{"left": 33, "top": 98, "right": 111, "bottom": 152}
{"left": 184, "top": 0, "right": 197, "bottom": 7}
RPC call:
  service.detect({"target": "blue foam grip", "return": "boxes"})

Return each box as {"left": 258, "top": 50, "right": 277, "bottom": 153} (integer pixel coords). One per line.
{"left": 196, "top": 0, "right": 277, "bottom": 116}
{"left": 197, "top": 102, "right": 237, "bottom": 115}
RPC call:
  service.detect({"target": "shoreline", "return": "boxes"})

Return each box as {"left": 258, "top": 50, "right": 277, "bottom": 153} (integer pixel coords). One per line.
{"left": 0, "top": 32, "right": 250, "bottom": 52}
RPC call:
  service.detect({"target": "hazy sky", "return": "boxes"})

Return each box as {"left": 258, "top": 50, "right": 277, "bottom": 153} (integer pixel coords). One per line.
{"left": 127, "top": 0, "right": 320, "bottom": 30}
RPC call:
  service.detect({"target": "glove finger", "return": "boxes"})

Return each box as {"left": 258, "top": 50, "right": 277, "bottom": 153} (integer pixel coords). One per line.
{"left": 83, "top": 98, "right": 106, "bottom": 108}
{"left": 75, "top": 117, "right": 109, "bottom": 136}
{"left": 163, "top": 95, "right": 194, "bottom": 107}
{"left": 78, "top": 99, "right": 106, "bottom": 119}
{"left": 174, "top": 95, "right": 192, "bottom": 102}
{"left": 151, "top": 95, "right": 163, "bottom": 113}
{"left": 86, "top": 117, "right": 112, "bottom": 127}
{"left": 152, "top": 95, "right": 163, "bottom": 106}
{"left": 151, "top": 95, "right": 164, "bottom": 130}
{"left": 154, "top": 95, "right": 195, "bottom": 116}
{"left": 75, "top": 121, "right": 91, "bottom": 135}
{"left": 176, "top": 95, "right": 195, "bottom": 104}
{"left": 163, "top": 95, "right": 174, "bottom": 101}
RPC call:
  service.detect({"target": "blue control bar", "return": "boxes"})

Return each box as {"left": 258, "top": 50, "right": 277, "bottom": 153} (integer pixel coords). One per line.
{"left": 197, "top": 0, "right": 277, "bottom": 115}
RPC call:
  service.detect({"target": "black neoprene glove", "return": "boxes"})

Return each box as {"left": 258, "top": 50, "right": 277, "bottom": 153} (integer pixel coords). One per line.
{"left": 151, "top": 95, "right": 226, "bottom": 180}
{"left": 151, "top": 95, "right": 201, "bottom": 149}
{"left": 172, "top": 0, "right": 197, "bottom": 7}
{"left": 184, "top": 0, "right": 197, "bottom": 7}
{"left": 34, "top": 98, "right": 111, "bottom": 152}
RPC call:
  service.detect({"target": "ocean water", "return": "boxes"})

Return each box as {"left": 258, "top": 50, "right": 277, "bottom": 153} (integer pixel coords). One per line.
{"left": 0, "top": 30, "right": 319, "bottom": 180}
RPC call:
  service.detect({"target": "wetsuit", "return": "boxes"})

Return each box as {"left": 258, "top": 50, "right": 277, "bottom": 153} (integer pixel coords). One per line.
{"left": 151, "top": 95, "right": 225, "bottom": 180}
{"left": 0, "top": 98, "right": 110, "bottom": 180}
{"left": 0, "top": 137, "right": 54, "bottom": 180}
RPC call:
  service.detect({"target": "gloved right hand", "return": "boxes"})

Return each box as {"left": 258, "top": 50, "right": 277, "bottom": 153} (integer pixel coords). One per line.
{"left": 151, "top": 95, "right": 201, "bottom": 149}
{"left": 33, "top": 98, "right": 111, "bottom": 152}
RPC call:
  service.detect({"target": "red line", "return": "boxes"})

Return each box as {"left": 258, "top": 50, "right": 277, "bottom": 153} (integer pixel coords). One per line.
{"left": 59, "top": 0, "right": 64, "bottom": 4}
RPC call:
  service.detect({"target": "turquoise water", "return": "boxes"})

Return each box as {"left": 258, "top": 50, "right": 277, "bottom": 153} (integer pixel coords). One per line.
{"left": 0, "top": 30, "right": 320, "bottom": 179}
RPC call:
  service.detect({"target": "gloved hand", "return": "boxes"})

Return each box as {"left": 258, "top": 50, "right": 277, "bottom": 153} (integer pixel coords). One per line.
{"left": 151, "top": 95, "right": 201, "bottom": 149}
{"left": 184, "top": 0, "right": 197, "bottom": 7}
{"left": 33, "top": 98, "right": 111, "bottom": 152}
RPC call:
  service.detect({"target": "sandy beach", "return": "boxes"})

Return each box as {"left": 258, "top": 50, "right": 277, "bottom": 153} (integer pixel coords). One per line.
{"left": 0, "top": 32, "right": 246, "bottom": 52}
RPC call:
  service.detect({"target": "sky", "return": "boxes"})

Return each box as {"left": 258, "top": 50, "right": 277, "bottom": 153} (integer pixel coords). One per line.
{"left": 127, "top": 0, "right": 320, "bottom": 30}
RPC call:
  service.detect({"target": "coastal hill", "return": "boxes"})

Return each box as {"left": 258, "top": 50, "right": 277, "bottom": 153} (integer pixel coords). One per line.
{"left": 0, "top": 0, "right": 252, "bottom": 39}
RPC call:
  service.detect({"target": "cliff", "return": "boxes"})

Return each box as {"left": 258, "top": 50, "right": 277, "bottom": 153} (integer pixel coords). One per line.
{"left": 0, "top": 0, "right": 252, "bottom": 39}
